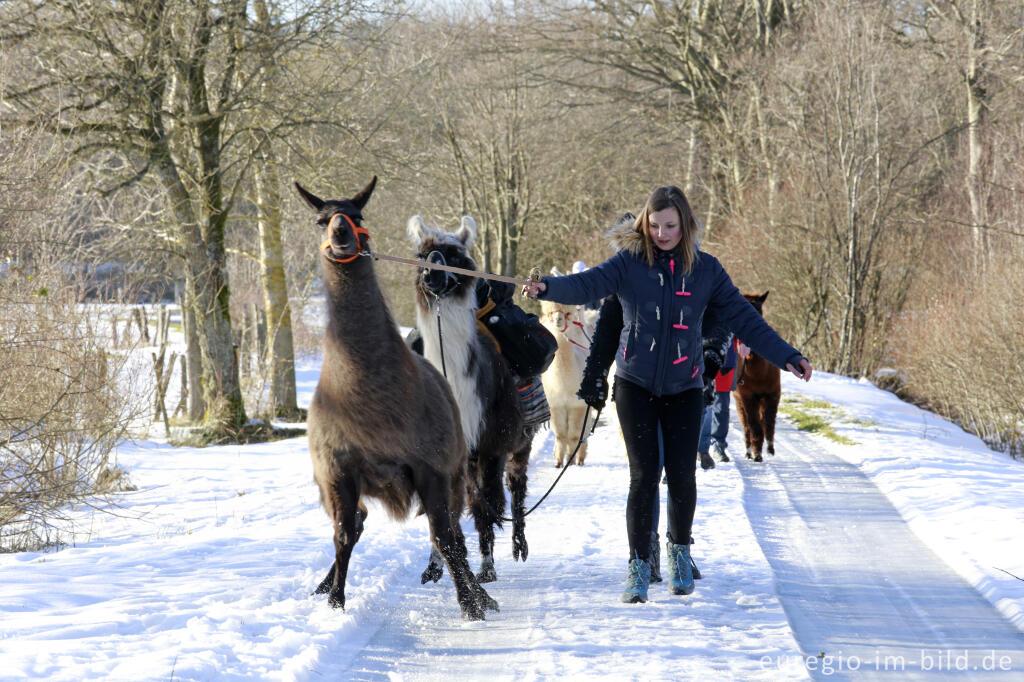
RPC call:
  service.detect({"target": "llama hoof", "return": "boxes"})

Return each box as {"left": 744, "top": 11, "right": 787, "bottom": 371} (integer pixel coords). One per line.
{"left": 476, "top": 586, "right": 500, "bottom": 612}
{"left": 554, "top": 460, "right": 564, "bottom": 468}
{"left": 327, "top": 587, "right": 346, "bottom": 610}
{"left": 699, "top": 452, "right": 715, "bottom": 470}
{"left": 476, "top": 566, "right": 498, "bottom": 583}
{"left": 313, "top": 578, "right": 332, "bottom": 595}
{"left": 461, "top": 603, "right": 486, "bottom": 621}
{"left": 767, "top": 444, "right": 775, "bottom": 456}
{"left": 512, "top": 531, "right": 528, "bottom": 561}
{"left": 753, "top": 453, "right": 763, "bottom": 463}
{"left": 421, "top": 563, "right": 444, "bottom": 584}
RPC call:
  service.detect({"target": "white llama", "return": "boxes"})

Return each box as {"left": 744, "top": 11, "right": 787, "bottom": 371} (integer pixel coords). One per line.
{"left": 539, "top": 267, "right": 598, "bottom": 467}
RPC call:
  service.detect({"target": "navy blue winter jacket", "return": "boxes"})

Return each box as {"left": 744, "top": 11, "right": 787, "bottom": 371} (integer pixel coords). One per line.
{"left": 538, "top": 229, "right": 803, "bottom": 397}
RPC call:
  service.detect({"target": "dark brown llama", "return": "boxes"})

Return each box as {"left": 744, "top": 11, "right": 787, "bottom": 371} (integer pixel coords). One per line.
{"left": 297, "top": 177, "right": 497, "bottom": 620}
{"left": 407, "top": 215, "right": 536, "bottom": 584}
{"left": 733, "top": 290, "right": 782, "bottom": 463}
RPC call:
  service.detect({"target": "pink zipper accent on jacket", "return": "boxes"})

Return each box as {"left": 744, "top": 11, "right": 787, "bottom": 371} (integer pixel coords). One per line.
{"left": 691, "top": 366, "right": 700, "bottom": 378}
{"left": 673, "top": 324, "right": 688, "bottom": 330}
{"left": 672, "top": 355, "right": 689, "bottom": 365}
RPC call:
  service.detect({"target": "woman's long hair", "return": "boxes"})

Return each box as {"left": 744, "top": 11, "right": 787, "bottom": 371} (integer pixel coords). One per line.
{"left": 634, "top": 185, "right": 703, "bottom": 273}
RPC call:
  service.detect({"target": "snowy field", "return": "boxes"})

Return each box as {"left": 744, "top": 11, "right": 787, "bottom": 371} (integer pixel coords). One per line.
{"left": 1, "top": 357, "right": 1023, "bottom": 680}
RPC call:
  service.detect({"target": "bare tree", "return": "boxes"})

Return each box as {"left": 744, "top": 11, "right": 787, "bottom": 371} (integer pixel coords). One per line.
{"left": 917, "top": 1, "right": 1024, "bottom": 272}
{"left": 1, "top": 0, "right": 384, "bottom": 435}
{"left": 549, "top": 0, "right": 805, "bottom": 234}
{"left": 729, "top": 3, "right": 946, "bottom": 375}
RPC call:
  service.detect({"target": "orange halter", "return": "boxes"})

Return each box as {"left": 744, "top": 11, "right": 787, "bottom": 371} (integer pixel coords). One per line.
{"left": 320, "top": 212, "right": 371, "bottom": 263}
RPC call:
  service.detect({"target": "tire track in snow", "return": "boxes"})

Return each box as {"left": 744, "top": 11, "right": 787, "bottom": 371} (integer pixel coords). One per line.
{"left": 737, "top": 420, "right": 1024, "bottom": 680}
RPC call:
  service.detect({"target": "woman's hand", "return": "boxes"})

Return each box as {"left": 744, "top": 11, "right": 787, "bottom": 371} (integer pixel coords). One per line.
{"left": 786, "top": 357, "right": 813, "bottom": 382}
{"left": 737, "top": 342, "right": 751, "bottom": 358}
{"left": 522, "top": 280, "right": 547, "bottom": 299}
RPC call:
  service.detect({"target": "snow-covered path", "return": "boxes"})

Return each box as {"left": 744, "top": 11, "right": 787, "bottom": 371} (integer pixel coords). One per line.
{"left": 3, "top": 367, "right": 1023, "bottom": 681}
{"left": 738, "top": 429, "right": 1024, "bottom": 679}
{"left": 317, "top": 419, "right": 808, "bottom": 681}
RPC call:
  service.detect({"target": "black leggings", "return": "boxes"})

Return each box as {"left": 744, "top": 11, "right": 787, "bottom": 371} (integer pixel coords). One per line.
{"left": 614, "top": 377, "right": 704, "bottom": 560}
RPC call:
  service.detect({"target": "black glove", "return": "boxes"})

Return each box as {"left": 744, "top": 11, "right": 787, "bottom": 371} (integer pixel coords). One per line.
{"left": 703, "top": 348, "right": 723, "bottom": 382}
{"left": 577, "top": 370, "right": 608, "bottom": 410}
{"left": 702, "top": 379, "right": 716, "bottom": 407}
{"left": 701, "top": 349, "right": 723, "bottom": 407}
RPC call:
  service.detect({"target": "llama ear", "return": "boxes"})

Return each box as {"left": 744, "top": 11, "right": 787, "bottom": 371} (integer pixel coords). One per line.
{"left": 457, "top": 216, "right": 477, "bottom": 249}
{"left": 294, "top": 182, "right": 324, "bottom": 212}
{"left": 351, "top": 175, "right": 377, "bottom": 210}
{"left": 761, "top": 290, "right": 770, "bottom": 301}
{"left": 407, "top": 215, "right": 428, "bottom": 244}
{"left": 550, "top": 267, "right": 564, "bottom": 277}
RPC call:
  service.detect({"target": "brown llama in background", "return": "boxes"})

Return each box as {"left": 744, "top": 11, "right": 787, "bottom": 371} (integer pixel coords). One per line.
{"left": 733, "top": 290, "right": 782, "bottom": 463}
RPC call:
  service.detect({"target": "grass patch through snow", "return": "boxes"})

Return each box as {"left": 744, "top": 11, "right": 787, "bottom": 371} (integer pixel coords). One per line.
{"left": 780, "top": 396, "right": 859, "bottom": 445}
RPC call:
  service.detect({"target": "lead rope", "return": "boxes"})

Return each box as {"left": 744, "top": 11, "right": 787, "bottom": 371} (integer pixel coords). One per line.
{"left": 515, "top": 406, "right": 598, "bottom": 520}
{"left": 433, "top": 303, "right": 594, "bottom": 522}
{"left": 434, "top": 300, "right": 447, "bottom": 378}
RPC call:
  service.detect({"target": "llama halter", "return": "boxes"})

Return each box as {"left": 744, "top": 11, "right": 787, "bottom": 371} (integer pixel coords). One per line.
{"left": 321, "top": 212, "right": 371, "bottom": 263}
{"left": 547, "top": 309, "right": 590, "bottom": 352}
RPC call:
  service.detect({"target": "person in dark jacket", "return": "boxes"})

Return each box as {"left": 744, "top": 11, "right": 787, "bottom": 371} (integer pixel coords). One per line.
{"left": 524, "top": 184, "right": 812, "bottom": 603}
{"left": 579, "top": 276, "right": 729, "bottom": 581}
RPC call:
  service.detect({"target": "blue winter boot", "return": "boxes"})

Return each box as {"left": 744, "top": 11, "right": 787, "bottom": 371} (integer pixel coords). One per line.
{"left": 621, "top": 554, "right": 652, "bottom": 603}
{"left": 666, "top": 540, "right": 695, "bottom": 595}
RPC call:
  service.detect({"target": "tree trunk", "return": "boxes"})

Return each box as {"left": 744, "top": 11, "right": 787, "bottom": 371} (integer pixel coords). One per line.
{"left": 182, "top": 295, "right": 205, "bottom": 423}
{"left": 254, "top": 152, "right": 299, "bottom": 418}
{"left": 184, "top": 251, "right": 246, "bottom": 431}
{"left": 966, "top": 0, "right": 990, "bottom": 272}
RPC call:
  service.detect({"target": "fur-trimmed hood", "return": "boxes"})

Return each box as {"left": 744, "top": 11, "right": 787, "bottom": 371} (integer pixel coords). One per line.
{"left": 605, "top": 212, "right": 643, "bottom": 255}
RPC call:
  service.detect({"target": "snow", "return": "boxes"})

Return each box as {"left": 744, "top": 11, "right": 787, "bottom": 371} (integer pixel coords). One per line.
{"left": 2, "top": 360, "right": 1023, "bottom": 681}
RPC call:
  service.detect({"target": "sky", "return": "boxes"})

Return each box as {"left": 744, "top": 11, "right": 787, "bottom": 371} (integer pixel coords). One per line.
{"left": 2, "top": 353, "right": 1023, "bottom": 680}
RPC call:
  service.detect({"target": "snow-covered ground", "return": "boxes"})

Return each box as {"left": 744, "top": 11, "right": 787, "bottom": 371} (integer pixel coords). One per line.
{"left": 2, "top": 359, "right": 1023, "bottom": 680}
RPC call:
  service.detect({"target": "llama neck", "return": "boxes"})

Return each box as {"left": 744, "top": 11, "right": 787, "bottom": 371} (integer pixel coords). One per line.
{"left": 320, "top": 257, "right": 405, "bottom": 383}
{"left": 415, "top": 294, "right": 485, "bottom": 452}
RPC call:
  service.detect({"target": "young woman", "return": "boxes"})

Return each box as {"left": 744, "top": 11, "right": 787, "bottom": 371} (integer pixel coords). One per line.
{"left": 524, "top": 185, "right": 812, "bottom": 603}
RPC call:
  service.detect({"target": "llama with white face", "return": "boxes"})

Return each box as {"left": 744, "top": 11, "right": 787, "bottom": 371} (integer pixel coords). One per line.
{"left": 408, "top": 214, "right": 536, "bottom": 584}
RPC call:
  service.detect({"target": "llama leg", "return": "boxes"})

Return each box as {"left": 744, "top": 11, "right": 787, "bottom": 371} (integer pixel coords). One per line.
{"left": 469, "top": 452, "right": 505, "bottom": 583}
{"left": 451, "top": 514, "right": 499, "bottom": 614}
{"left": 553, "top": 407, "right": 568, "bottom": 468}
{"left": 734, "top": 391, "right": 754, "bottom": 459}
{"left": 764, "top": 393, "right": 779, "bottom": 456}
{"left": 750, "top": 397, "right": 766, "bottom": 462}
{"left": 421, "top": 546, "right": 445, "bottom": 584}
{"left": 317, "top": 474, "right": 361, "bottom": 610}
{"left": 419, "top": 472, "right": 496, "bottom": 620}
{"left": 316, "top": 502, "right": 366, "bottom": 594}
{"left": 507, "top": 440, "right": 531, "bottom": 562}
